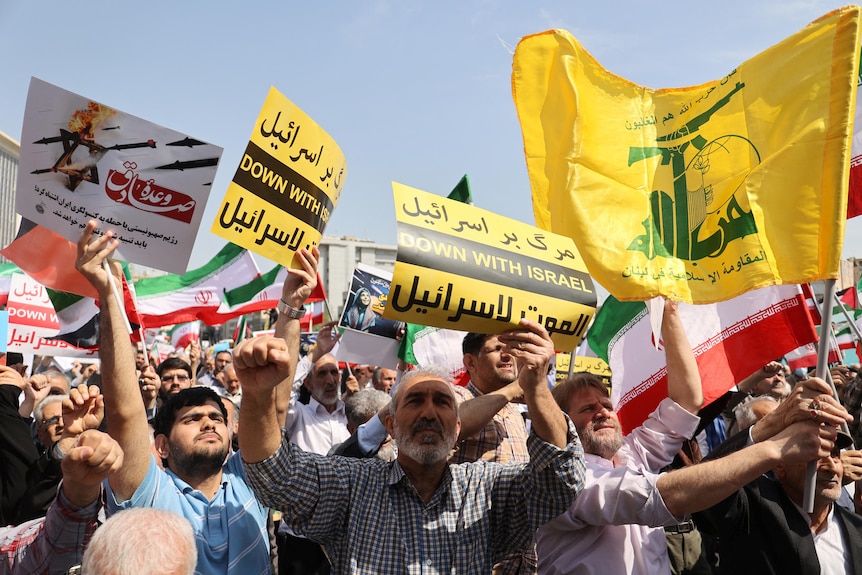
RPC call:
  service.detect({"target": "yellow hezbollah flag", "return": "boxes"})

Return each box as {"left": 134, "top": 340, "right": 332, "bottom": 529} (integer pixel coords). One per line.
{"left": 513, "top": 7, "right": 861, "bottom": 304}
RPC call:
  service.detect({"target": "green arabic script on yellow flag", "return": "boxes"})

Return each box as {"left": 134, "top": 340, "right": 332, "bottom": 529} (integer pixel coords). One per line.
{"left": 512, "top": 6, "right": 861, "bottom": 304}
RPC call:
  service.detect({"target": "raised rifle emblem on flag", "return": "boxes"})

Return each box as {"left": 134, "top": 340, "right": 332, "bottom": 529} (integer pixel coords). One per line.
{"left": 627, "top": 80, "right": 760, "bottom": 261}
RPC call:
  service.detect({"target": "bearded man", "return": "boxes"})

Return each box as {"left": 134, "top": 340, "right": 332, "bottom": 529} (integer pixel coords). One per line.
{"left": 235, "top": 246, "right": 586, "bottom": 575}
{"left": 536, "top": 300, "right": 705, "bottom": 575}
{"left": 76, "top": 221, "right": 270, "bottom": 575}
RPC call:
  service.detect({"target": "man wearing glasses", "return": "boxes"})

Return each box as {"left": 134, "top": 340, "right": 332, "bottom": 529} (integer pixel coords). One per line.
{"left": 156, "top": 358, "right": 194, "bottom": 400}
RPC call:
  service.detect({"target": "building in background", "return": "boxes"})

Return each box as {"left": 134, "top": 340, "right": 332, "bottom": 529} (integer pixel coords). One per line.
{"left": 318, "top": 235, "right": 398, "bottom": 318}
{"left": 0, "top": 131, "right": 20, "bottom": 262}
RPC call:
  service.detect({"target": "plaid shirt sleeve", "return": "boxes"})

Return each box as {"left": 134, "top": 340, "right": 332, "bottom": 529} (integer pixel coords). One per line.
{"left": 487, "top": 415, "right": 586, "bottom": 561}
{"left": 2, "top": 485, "right": 100, "bottom": 575}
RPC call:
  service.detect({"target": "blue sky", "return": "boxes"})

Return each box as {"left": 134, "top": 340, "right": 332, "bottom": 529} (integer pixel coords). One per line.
{"left": 0, "top": 0, "right": 857, "bottom": 272}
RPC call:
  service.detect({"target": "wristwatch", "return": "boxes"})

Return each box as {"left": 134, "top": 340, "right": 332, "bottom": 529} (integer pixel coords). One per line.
{"left": 277, "top": 299, "right": 306, "bottom": 320}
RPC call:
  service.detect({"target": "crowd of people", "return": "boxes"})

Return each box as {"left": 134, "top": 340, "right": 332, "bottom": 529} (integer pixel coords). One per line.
{"left": 1, "top": 220, "right": 861, "bottom": 575}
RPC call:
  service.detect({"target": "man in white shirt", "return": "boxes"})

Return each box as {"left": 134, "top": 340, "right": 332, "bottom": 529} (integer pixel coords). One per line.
{"left": 537, "top": 299, "right": 853, "bottom": 575}
{"left": 537, "top": 300, "right": 703, "bottom": 574}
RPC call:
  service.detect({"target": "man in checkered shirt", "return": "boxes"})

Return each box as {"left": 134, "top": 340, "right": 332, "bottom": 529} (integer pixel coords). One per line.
{"left": 235, "top": 247, "right": 586, "bottom": 575}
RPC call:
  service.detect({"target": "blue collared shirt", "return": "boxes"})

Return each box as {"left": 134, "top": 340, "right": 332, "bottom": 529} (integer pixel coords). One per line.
{"left": 106, "top": 453, "right": 269, "bottom": 575}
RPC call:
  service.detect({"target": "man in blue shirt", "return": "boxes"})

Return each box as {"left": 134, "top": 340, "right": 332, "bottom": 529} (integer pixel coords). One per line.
{"left": 76, "top": 221, "right": 270, "bottom": 575}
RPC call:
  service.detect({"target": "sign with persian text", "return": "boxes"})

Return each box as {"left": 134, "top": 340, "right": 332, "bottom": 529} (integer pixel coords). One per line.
{"left": 17, "top": 77, "right": 223, "bottom": 274}
{"left": 384, "top": 182, "right": 597, "bottom": 350}
{"left": 211, "top": 86, "right": 346, "bottom": 267}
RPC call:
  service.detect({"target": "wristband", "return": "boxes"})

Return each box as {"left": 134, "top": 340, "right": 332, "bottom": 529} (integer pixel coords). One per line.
{"left": 277, "top": 299, "right": 306, "bottom": 320}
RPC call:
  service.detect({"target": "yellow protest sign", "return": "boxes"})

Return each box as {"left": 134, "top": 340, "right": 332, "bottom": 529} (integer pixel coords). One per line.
{"left": 554, "top": 352, "right": 612, "bottom": 383}
{"left": 211, "top": 86, "right": 346, "bottom": 267}
{"left": 384, "top": 182, "right": 597, "bottom": 350}
{"left": 513, "top": 7, "right": 861, "bottom": 304}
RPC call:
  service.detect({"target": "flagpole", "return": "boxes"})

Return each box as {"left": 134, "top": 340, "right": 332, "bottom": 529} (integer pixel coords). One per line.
{"left": 102, "top": 260, "right": 132, "bottom": 334}
{"left": 806, "top": 280, "right": 837, "bottom": 513}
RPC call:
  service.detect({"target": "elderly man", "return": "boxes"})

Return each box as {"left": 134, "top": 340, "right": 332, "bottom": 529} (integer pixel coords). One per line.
{"left": 693, "top": 379, "right": 861, "bottom": 574}
{"left": 236, "top": 247, "right": 585, "bottom": 575}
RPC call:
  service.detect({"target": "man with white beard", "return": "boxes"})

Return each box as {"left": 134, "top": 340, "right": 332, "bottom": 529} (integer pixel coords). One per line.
{"left": 235, "top": 247, "right": 586, "bottom": 575}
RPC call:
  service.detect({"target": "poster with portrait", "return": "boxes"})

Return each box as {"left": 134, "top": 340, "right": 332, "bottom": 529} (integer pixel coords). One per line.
{"left": 336, "top": 263, "right": 401, "bottom": 367}
{"left": 338, "top": 263, "right": 403, "bottom": 339}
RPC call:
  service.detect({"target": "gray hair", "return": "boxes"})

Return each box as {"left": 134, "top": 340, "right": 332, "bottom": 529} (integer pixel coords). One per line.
{"left": 390, "top": 365, "right": 456, "bottom": 416}
{"left": 33, "top": 394, "right": 68, "bottom": 424}
{"left": 733, "top": 394, "right": 779, "bottom": 430}
{"left": 344, "top": 388, "right": 391, "bottom": 429}
{"left": 82, "top": 507, "right": 197, "bottom": 575}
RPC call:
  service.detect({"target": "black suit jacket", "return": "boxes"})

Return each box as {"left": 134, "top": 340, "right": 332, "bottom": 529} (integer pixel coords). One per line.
{"left": 692, "top": 430, "right": 862, "bottom": 574}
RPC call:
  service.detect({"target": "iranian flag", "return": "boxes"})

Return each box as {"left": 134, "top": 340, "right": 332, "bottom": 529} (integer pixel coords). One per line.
{"left": 170, "top": 321, "right": 200, "bottom": 349}
{"left": 202, "top": 265, "right": 328, "bottom": 326}
{"left": 134, "top": 243, "right": 260, "bottom": 328}
{"left": 47, "top": 274, "right": 142, "bottom": 350}
{"left": 0, "top": 264, "right": 18, "bottom": 307}
{"left": 397, "top": 324, "right": 470, "bottom": 386}
{"left": 587, "top": 284, "right": 817, "bottom": 434}
{"left": 299, "top": 301, "right": 326, "bottom": 332}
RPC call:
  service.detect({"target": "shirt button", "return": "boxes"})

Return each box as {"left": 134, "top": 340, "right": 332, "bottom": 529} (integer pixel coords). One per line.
{"left": 426, "top": 559, "right": 432, "bottom": 566}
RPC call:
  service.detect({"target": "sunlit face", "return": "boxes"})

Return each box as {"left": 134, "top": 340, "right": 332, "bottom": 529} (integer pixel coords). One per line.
{"left": 308, "top": 354, "right": 341, "bottom": 408}
{"left": 160, "top": 369, "right": 192, "bottom": 397}
{"left": 776, "top": 451, "right": 843, "bottom": 507}
{"left": 464, "top": 336, "right": 517, "bottom": 393}
{"left": 752, "top": 370, "right": 791, "bottom": 400}
{"left": 37, "top": 401, "right": 64, "bottom": 446}
{"left": 158, "top": 401, "right": 230, "bottom": 477}
{"left": 387, "top": 378, "right": 460, "bottom": 466}
{"left": 222, "top": 365, "right": 240, "bottom": 395}
{"left": 373, "top": 368, "right": 397, "bottom": 394}
{"left": 566, "top": 387, "right": 623, "bottom": 460}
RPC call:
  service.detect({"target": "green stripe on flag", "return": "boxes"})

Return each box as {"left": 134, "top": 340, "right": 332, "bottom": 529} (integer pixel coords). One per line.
{"left": 586, "top": 296, "right": 648, "bottom": 364}
{"left": 224, "top": 264, "right": 282, "bottom": 308}
{"left": 134, "top": 243, "right": 246, "bottom": 296}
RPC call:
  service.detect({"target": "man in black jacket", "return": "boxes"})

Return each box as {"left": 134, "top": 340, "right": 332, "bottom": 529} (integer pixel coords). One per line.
{"left": 693, "top": 376, "right": 862, "bottom": 574}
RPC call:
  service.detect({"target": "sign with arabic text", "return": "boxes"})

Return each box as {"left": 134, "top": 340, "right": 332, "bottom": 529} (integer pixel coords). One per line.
{"left": 384, "top": 182, "right": 597, "bottom": 350}
{"left": 6, "top": 273, "right": 97, "bottom": 358}
{"left": 17, "top": 78, "right": 223, "bottom": 274}
{"left": 211, "top": 86, "right": 346, "bottom": 267}
{"left": 513, "top": 9, "right": 861, "bottom": 303}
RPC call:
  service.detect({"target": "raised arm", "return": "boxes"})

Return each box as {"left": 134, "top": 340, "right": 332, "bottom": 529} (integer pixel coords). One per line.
{"left": 498, "top": 319, "right": 567, "bottom": 447}
{"left": 662, "top": 300, "right": 703, "bottom": 414}
{"left": 660, "top": 419, "right": 836, "bottom": 517}
{"left": 76, "top": 221, "right": 150, "bottom": 500}
{"left": 457, "top": 380, "right": 523, "bottom": 440}
{"left": 274, "top": 247, "right": 322, "bottom": 426}
{"left": 236, "top": 336, "right": 294, "bottom": 462}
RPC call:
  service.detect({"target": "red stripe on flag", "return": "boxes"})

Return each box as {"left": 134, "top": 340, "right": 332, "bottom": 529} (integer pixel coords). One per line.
{"left": 616, "top": 294, "right": 815, "bottom": 434}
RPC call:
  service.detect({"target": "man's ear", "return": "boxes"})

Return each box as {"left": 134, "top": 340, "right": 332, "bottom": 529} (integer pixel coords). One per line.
{"left": 463, "top": 353, "right": 476, "bottom": 373}
{"left": 154, "top": 433, "right": 170, "bottom": 460}
{"left": 384, "top": 413, "right": 395, "bottom": 437}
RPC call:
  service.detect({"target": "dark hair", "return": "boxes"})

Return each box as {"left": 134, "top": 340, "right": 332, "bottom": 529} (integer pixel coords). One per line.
{"left": 156, "top": 357, "right": 192, "bottom": 379}
{"left": 462, "top": 332, "right": 492, "bottom": 356}
{"left": 152, "top": 387, "right": 227, "bottom": 437}
{"left": 5, "top": 352, "right": 24, "bottom": 366}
